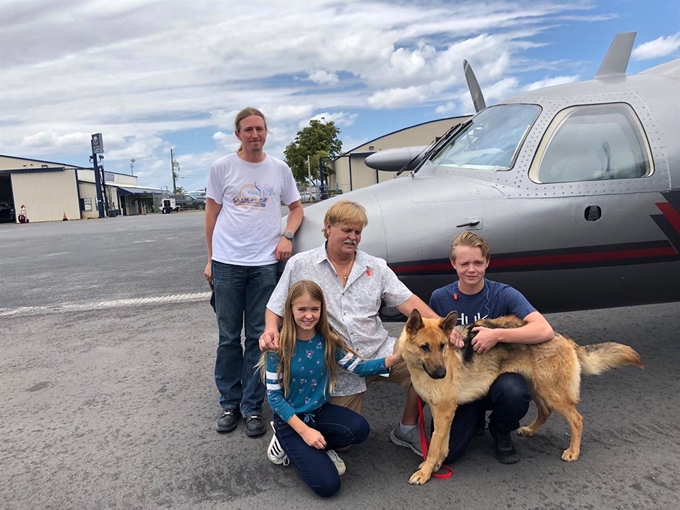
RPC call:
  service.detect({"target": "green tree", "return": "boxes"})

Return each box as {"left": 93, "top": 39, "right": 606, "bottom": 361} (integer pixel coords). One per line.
{"left": 174, "top": 186, "right": 185, "bottom": 195}
{"left": 284, "top": 120, "right": 342, "bottom": 184}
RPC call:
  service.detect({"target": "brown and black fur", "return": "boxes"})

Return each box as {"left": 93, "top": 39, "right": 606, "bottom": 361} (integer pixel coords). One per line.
{"left": 396, "top": 310, "right": 643, "bottom": 485}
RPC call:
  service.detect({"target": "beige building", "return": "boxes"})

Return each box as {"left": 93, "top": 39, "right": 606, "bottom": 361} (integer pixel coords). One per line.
{"left": 328, "top": 115, "right": 471, "bottom": 193}
{"left": 0, "top": 155, "right": 81, "bottom": 223}
{"left": 0, "top": 154, "right": 162, "bottom": 223}
{"left": 77, "top": 169, "right": 160, "bottom": 218}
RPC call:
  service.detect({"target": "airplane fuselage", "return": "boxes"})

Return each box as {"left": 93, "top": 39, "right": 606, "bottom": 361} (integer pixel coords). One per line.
{"left": 288, "top": 59, "right": 680, "bottom": 314}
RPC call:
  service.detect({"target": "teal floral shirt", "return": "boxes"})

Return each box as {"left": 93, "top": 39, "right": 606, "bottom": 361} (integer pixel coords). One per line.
{"left": 265, "top": 332, "right": 389, "bottom": 422}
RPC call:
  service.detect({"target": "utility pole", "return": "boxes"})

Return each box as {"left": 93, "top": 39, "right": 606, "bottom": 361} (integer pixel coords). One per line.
{"left": 318, "top": 156, "right": 328, "bottom": 199}
{"left": 307, "top": 154, "right": 312, "bottom": 196}
{"left": 170, "top": 148, "right": 179, "bottom": 193}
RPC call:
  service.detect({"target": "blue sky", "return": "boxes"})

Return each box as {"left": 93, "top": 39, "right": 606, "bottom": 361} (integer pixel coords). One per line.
{"left": 1, "top": 0, "right": 678, "bottom": 193}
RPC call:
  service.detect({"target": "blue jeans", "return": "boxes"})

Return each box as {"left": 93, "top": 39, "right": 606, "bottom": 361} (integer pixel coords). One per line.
{"left": 274, "top": 404, "right": 370, "bottom": 498}
{"left": 212, "top": 261, "right": 277, "bottom": 417}
{"left": 435, "top": 373, "right": 531, "bottom": 464}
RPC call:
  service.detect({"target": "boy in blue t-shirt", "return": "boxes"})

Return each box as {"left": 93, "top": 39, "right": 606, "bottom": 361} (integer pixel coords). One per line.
{"left": 429, "top": 232, "right": 554, "bottom": 464}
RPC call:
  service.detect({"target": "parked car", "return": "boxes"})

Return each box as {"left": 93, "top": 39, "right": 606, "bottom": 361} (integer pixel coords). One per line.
{"left": 173, "top": 194, "right": 206, "bottom": 210}
{"left": 300, "top": 191, "right": 320, "bottom": 202}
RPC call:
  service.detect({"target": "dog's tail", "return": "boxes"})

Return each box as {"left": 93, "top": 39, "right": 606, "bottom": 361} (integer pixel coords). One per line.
{"left": 576, "top": 342, "right": 643, "bottom": 376}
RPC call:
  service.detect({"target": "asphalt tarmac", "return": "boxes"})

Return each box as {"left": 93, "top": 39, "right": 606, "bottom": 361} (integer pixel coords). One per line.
{"left": 1, "top": 213, "right": 679, "bottom": 510}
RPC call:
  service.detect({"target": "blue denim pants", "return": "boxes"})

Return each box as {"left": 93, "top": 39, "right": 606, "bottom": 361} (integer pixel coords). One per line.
{"left": 274, "top": 404, "right": 370, "bottom": 498}
{"left": 435, "top": 373, "right": 531, "bottom": 464}
{"left": 212, "top": 260, "right": 277, "bottom": 417}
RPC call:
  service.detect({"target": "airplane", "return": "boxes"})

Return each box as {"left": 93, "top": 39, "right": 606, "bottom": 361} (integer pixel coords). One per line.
{"left": 287, "top": 32, "right": 680, "bottom": 317}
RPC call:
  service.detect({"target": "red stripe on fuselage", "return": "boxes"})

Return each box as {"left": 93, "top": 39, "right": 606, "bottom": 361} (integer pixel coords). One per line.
{"left": 490, "top": 246, "right": 677, "bottom": 268}
{"left": 656, "top": 202, "right": 680, "bottom": 233}
{"left": 392, "top": 246, "right": 677, "bottom": 273}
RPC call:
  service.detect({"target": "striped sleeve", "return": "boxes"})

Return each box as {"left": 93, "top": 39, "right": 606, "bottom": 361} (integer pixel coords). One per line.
{"left": 265, "top": 352, "right": 296, "bottom": 422}
{"left": 335, "top": 348, "right": 389, "bottom": 376}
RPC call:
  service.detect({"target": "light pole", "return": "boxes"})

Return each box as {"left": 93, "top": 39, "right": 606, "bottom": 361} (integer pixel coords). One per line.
{"left": 130, "top": 158, "right": 135, "bottom": 175}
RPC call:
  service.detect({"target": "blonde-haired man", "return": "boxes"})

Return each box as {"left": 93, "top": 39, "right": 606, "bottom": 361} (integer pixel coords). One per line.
{"left": 261, "top": 200, "right": 439, "bottom": 470}
{"left": 429, "top": 231, "right": 554, "bottom": 464}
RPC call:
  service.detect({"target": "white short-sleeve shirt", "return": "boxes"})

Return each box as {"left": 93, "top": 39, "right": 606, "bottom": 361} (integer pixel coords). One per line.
{"left": 267, "top": 244, "right": 413, "bottom": 396}
{"left": 206, "top": 153, "right": 300, "bottom": 266}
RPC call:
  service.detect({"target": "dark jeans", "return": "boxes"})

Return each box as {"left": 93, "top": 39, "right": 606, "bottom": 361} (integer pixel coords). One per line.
{"left": 273, "top": 404, "right": 370, "bottom": 498}
{"left": 435, "top": 373, "right": 531, "bottom": 464}
{"left": 212, "top": 260, "right": 277, "bottom": 416}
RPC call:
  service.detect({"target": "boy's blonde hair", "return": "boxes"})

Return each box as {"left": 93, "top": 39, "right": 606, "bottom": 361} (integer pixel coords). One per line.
{"left": 322, "top": 200, "right": 368, "bottom": 239}
{"left": 450, "top": 232, "right": 491, "bottom": 262}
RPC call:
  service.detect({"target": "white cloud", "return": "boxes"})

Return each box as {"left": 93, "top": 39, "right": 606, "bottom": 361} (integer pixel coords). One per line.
{"left": 632, "top": 33, "right": 680, "bottom": 61}
{"left": 435, "top": 101, "right": 457, "bottom": 115}
{"left": 21, "top": 131, "right": 91, "bottom": 152}
{"left": 524, "top": 75, "right": 580, "bottom": 91}
{"left": 0, "top": 0, "right": 659, "bottom": 189}
{"left": 307, "top": 70, "right": 339, "bottom": 85}
{"left": 212, "top": 131, "right": 231, "bottom": 146}
{"left": 367, "top": 86, "right": 431, "bottom": 109}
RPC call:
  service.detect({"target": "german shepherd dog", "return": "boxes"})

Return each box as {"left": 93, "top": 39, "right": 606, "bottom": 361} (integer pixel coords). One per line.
{"left": 396, "top": 310, "right": 643, "bottom": 485}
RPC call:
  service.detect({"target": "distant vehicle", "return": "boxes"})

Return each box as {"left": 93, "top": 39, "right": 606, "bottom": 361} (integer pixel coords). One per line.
{"left": 161, "top": 198, "right": 178, "bottom": 214}
{"left": 173, "top": 194, "right": 206, "bottom": 210}
{"left": 0, "top": 201, "right": 14, "bottom": 222}
{"left": 300, "top": 191, "right": 320, "bottom": 202}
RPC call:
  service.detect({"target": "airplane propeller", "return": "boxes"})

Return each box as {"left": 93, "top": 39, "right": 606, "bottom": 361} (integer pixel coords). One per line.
{"left": 463, "top": 59, "right": 486, "bottom": 113}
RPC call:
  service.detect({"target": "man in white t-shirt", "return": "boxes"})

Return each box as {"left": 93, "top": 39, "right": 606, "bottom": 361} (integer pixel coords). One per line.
{"left": 205, "top": 107, "right": 303, "bottom": 437}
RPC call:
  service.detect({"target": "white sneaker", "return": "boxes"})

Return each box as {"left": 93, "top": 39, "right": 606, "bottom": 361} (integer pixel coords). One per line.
{"left": 326, "top": 449, "right": 346, "bottom": 475}
{"left": 267, "top": 422, "right": 289, "bottom": 466}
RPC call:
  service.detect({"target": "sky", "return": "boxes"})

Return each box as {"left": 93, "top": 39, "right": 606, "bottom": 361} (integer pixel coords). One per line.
{"left": 1, "top": 0, "right": 679, "bottom": 193}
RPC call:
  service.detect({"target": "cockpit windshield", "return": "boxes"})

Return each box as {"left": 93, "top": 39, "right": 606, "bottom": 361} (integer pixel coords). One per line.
{"left": 429, "top": 104, "right": 541, "bottom": 171}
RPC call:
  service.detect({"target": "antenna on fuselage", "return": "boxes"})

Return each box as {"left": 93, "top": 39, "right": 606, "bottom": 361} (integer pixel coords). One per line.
{"left": 595, "top": 32, "right": 637, "bottom": 78}
{"left": 463, "top": 59, "right": 486, "bottom": 113}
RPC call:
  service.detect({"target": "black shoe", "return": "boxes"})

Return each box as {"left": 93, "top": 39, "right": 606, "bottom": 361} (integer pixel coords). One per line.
{"left": 244, "top": 415, "right": 266, "bottom": 437}
{"left": 490, "top": 427, "right": 520, "bottom": 464}
{"left": 216, "top": 409, "right": 240, "bottom": 433}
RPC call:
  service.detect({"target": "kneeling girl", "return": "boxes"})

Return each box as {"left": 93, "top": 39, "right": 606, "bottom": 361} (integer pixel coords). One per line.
{"left": 262, "top": 279, "right": 401, "bottom": 497}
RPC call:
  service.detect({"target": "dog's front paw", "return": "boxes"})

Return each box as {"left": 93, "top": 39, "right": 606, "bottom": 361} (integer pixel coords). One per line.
{"left": 408, "top": 468, "right": 432, "bottom": 485}
{"left": 561, "top": 448, "right": 580, "bottom": 461}
{"left": 516, "top": 426, "right": 535, "bottom": 437}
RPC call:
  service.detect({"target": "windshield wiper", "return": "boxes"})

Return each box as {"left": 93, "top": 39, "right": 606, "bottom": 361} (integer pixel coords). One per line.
{"left": 408, "top": 119, "right": 473, "bottom": 175}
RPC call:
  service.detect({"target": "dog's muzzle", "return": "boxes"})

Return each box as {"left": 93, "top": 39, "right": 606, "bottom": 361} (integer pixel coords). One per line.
{"left": 424, "top": 364, "right": 447, "bottom": 379}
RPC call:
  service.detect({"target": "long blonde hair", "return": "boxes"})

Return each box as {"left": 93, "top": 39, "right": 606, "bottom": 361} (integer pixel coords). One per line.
{"left": 260, "top": 280, "right": 350, "bottom": 396}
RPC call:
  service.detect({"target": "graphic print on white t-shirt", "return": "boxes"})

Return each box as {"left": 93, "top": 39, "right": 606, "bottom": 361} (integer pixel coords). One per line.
{"left": 233, "top": 182, "right": 274, "bottom": 210}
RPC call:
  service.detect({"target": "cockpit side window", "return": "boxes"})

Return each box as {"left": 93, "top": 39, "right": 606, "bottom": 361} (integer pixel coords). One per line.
{"left": 530, "top": 103, "right": 653, "bottom": 184}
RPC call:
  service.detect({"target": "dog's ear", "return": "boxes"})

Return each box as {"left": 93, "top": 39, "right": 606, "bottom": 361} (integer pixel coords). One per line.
{"left": 405, "top": 309, "right": 424, "bottom": 334}
{"left": 440, "top": 311, "right": 458, "bottom": 335}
